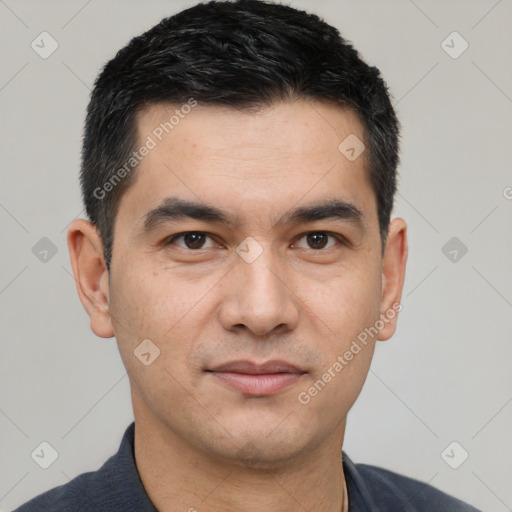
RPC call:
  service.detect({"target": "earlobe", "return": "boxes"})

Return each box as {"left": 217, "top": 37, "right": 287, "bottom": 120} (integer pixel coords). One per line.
{"left": 377, "top": 217, "right": 408, "bottom": 341}
{"left": 67, "top": 219, "right": 114, "bottom": 338}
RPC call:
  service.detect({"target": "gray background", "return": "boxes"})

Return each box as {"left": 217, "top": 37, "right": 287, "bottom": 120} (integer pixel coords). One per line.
{"left": 1, "top": 0, "right": 511, "bottom": 510}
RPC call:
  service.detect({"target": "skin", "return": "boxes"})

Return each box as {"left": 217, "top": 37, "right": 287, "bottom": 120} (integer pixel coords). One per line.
{"left": 68, "top": 99, "right": 407, "bottom": 512}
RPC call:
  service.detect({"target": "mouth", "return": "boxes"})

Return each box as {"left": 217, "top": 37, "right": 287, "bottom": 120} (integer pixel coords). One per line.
{"left": 205, "top": 360, "right": 307, "bottom": 396}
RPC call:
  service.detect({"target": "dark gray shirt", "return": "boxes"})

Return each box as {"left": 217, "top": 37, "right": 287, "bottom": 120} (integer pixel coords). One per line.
{"left": 13, "top": 422, "right": 481, "bottom": 511}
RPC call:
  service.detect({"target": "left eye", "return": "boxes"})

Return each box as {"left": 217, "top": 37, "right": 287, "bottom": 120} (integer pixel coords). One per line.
{"left": 293, "top": 232, "right": 341, "bottom": 250}
{"left": 166, "top": 232, "right": 217, "bottom": 250}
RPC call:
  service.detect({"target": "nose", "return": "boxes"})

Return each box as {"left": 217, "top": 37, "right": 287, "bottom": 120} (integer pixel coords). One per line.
{"left": 217, "top": 249, "right": 300, "bottom": 336}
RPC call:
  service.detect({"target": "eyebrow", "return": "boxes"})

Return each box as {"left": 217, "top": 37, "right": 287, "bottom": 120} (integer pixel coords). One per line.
{"left": 139, "top": 196, "right": 366, "bottom": 234}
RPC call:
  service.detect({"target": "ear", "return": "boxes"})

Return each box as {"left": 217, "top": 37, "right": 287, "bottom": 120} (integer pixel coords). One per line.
{"left": 377, "top": 217, "right": 408, "bottom": 341}
{"left": 67, "top": 219, "right": 114, "bottom": 338}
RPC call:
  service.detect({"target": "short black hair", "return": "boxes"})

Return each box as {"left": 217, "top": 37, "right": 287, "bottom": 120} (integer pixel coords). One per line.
{"left": 81, "top": 0, "right": 400, "bottom": 271}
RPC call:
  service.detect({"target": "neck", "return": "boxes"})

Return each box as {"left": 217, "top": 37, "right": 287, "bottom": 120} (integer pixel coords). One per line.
{"left": 133, "top": 411, "right": 348, "bottom": 512}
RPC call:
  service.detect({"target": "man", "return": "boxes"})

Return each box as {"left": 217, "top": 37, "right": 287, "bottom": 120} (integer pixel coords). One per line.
{"left": 14, "top": 1, "right": 480, "bottom": 510}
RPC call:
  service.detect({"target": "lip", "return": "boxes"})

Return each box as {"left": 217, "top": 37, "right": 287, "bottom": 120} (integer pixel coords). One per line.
{"left": 208, "top": 359, "right": 305, "bottom": 374}
{"left": 206, "top": 359, "right": 307, "bottom": 396}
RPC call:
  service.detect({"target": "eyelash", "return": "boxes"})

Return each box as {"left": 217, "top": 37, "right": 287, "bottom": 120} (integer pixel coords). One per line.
{"left": 163, "top": 231, "right": 347, "bottom": 251}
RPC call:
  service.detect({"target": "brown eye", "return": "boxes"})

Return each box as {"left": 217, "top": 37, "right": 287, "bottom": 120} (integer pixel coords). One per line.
{"left": 307, "top": 233, "right": 329, "bottom": 249}
{"left": 166, "top": 232, "right": 215, "bottom": 250}
{"left": 183, "top": 233, "right": 206, "bottom": 249}
{"left": 293, "top": 232, "right": 341, "bottom": 250}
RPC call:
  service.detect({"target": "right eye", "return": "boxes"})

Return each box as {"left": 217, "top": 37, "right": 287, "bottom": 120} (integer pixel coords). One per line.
{"left": 163, "top": 231, "right": 218, "bottom": 250}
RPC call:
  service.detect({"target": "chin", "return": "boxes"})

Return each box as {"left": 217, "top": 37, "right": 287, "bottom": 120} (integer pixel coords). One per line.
{"left": 201, "top": 418, "right": 320, "bottom": 471}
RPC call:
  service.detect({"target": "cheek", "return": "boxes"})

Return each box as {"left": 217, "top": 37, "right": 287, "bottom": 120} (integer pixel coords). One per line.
{"left": 297, "top": 276, "right": 380, "bottom": 424}
{"left": 108, "top": 267, "right": 209, "bottom": 417}
{"left": 108, "top": 263, "right": 216, "bottom": 372}
{"left": 310, "top": 261, "right": 382, "bottom": 342}
{"left": 111, "top": 262, "right": 187, "bottom": 332}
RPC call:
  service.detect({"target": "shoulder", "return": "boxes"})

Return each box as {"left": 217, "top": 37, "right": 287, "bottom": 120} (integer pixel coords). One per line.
{"left": 343, "top": 453, "right": 481, "bottom": 512}
{"left": 11, "top": 457, "right": 117, "bottom": 512}
{"left": 11, "top": 423, "right": 149, "bottom": 512}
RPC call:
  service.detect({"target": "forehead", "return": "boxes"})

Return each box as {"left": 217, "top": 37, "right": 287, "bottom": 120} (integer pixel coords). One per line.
{"left": 117, "top": 99, "right": 376, "bottom": 230}
{"left": 136, "top": 99, "right": 366, "bottom": 164}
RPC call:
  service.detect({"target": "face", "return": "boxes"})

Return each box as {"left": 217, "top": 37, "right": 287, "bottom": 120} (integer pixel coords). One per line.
{"left": 71, "top": 99, "right": 407, "bottom": 469}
